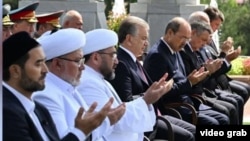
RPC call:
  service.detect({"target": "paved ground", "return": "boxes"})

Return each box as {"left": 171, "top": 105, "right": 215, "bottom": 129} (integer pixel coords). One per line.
{"left": 243, "top": 98, "right": 250, "bottom": 124}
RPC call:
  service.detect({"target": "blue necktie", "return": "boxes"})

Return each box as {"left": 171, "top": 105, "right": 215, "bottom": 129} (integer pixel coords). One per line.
{"left": 175, "top": 53, "right": 186, "bottom": 75}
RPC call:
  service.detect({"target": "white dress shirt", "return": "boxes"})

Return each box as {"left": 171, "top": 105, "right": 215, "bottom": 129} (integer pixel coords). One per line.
{"left": 77, "top": 65, "right": 156, "bottom": 141}
{"left": 212, "top": 31, "right": 220, "bottom": 53}
{"left": 3, "top": 82, "right": 50, "bottom": 141}
{"left": 32, "top": 72, "right": 112, "bottom": 141}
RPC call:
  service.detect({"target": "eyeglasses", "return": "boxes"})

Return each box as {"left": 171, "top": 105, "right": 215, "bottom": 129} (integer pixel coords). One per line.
{"left": 97, "top": 52, "right": 117, "bottom": 60}
{"left": 58, "top": 57, "right": 85, "bottom": 67}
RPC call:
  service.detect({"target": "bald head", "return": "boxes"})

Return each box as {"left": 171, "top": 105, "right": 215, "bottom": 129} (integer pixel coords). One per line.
{"left": 165, "top": 17, "right": 190, "bottom": 34}
{"left": 62, "top": 10, "right": 83, "bottom": 30}
{"left": 188, "top": 11, "right": 210, "bottom": 24}
{"left": 164, "top": 17, "right": 191, "bottom": 51}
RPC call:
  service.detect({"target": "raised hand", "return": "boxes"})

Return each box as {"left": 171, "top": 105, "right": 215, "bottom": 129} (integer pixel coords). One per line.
{"left": 226, "top": 46, "right": 241, "bottom": 62}
{"left": 75, "top": 98, "right": 114, "bottom": 135}
{"left": 221, "top": 37, "right": 234, "bottom": 53}
{"left": 187, "top": 67, "right": 209, "bottom": 86}
{"left": 204, "top": 58, "right": 223, "bottom": 74}
{"left": 143, "top": 73, "right": 174, "bottom": 105}
{"left": 107, "top": 103, "right": 126, "bottom": 125}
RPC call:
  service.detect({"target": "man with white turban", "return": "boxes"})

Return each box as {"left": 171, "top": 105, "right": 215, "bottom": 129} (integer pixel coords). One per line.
{"left": 32, "top": 28, "right": 125, "bottom": 141}
{"left": 77, "top": 28, "right": 173, "bottom": 141}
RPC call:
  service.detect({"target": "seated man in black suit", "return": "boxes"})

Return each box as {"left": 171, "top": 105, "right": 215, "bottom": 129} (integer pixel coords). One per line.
{"left": 188, "top": 10, "right": 245, "bottom": 124}
{"left": 204, "top": 7, "right": 250, "bottom": 103}
{"left": 108, "top": 15, "right": 196, "bottom": 141}
{"left": 143, "top": 17, "right": 229, "bottom": 125}
{"left": 2, "top": 31, "right": 113, "bottom": 141}
{"left": 180, "top": 14, "right": 241, "bottom": 125}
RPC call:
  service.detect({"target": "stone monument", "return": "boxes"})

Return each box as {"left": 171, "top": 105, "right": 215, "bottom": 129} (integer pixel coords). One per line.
{"left": 18, "top": 0, "right": 209, "bottom": 48}
{"left": 130, "top": 0, "right": 208, "bottom": 47}
{"left": 112, "top": 0, "right": 126, "bottom": 17}
{"left": 19, "top": 0, "right": 108, "bottom": 32}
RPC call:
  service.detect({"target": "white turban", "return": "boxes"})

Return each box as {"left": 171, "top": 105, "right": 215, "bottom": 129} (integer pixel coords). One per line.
{"left": 37, "top": 28, "right": 86, "bottom": 60}
{"left": 83, "top": 28, "right": 118, "bottom": 55}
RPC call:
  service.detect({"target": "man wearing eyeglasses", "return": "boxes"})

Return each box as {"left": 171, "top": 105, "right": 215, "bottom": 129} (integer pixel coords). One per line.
{"left": 77, "top": 28, "right": 173, "bottom": 141}
{"left": 32, "top": 28, "right": 125, "bottom": 141}
{"left": 143, "top": 17, "right": 229, "bottom": 125}
{"left": 108, "top": 15, "right": 196, "bottom": 141}
{"left": 3, "top": 31, "right": 113, "bottom": 141}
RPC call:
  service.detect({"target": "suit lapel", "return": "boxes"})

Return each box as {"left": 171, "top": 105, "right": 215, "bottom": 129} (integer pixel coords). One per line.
{"left": 199, "top": 47, "right": 213, "bottom": 62}
{"left": 184, "top": 44, "right": 202, "bottom": 69}
{"left": 158, "top": 41, "right": 177, "bottom": 70}
{"left": 3, "top": 87, "right": 44, "bottom": 141}
{"left": 184, "top": 44, "right": 197, "bottom": 67}
{"left": 34, "top": 102, "right": 59, "bottom": 141}
{"left": 118, "top": 48, "right": 152, "bottom": 85}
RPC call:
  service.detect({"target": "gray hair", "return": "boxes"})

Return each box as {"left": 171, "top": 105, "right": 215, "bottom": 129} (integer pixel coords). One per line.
{"left": 188, "top": 11, "right": 210, "bottom": 24}
{"left": 190, "top": 20, "right": 212, "bottom": 35}
{"left": 118, "top": 16, "right": 149, "bottom": 44}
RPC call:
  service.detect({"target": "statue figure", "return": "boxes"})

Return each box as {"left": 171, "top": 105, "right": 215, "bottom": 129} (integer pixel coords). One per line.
{"left": 112, "top": 0, "right": 126, "bottom": 17}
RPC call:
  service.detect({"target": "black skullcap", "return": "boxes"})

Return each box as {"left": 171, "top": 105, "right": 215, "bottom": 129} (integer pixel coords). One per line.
{"left": 3, "top": 31, "right": 40, "bottom": 69}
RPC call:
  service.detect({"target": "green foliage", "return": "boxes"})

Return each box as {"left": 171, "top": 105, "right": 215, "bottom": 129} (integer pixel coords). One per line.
{"left": 227, "top": 56, "right": 250, "bottom": 75}
{"left": 227, "top": 57, "right": 245, "bottom": 75}
{"left": 200, "top": 0, "right": 211, "bottom": 4}
{"left": 200, "top": 0, "right": 250, "bottom": 55}
{"left": 107, "top": 11, "right": 128, "bottom": 34}
{"left": 219, "top": 0, "right": 250, "bottom": 55}
{"left": 104, "top": 0, "right": 114, "bottom": 20}
{"left": 107, "top": 11, "right": 128, "bottom": 48}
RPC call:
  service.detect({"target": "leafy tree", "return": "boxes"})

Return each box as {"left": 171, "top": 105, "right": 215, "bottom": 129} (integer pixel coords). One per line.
{"left": 201, "top": 0, "right": 250, "bottom": 55}
{"left": 200, "top": 0, "right": 211, "bottom": 4}
{"left": 218, "top": 0, "right": 250, "bottom": 55}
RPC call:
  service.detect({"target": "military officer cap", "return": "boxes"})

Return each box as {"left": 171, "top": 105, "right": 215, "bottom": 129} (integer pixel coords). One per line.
{"left": 9, "top": 1, "right": 39, "bottom": 23}
{"left": 36, "top": 10, "right": 64, "bottom": 28}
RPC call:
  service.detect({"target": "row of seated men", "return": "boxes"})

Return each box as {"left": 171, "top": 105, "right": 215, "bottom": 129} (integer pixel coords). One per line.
{"left": 3, "top": 1, "right": 250, "bottom": 141}
{"left": 107, "top": 5, "right": 250, "bottom": 140}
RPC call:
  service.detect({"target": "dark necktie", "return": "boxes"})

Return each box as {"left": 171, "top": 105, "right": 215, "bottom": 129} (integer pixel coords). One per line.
{"left": 86, "top": 134, "right": 92, "bottom": 141}
{"left": 195, "top": 51, "right": 204, "bottom": 69}
{"left": 136, "top": 60, "right": 148, "bottom": 84}
{"left": 175, "top": 53, "right": 186, "bottom": 75}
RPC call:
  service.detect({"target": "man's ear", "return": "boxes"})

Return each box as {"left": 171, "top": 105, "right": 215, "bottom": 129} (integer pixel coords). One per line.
{"left": 9, "top": 65, "right": 22, "bottom": 79}
{"left": 64, "top": 21, "right": 70, "bottom": 27}
{"left": 126, "top": 34, "right": 133, "bottom": 46}
{"left": 51, "top": 58, "right": 63, "bottom": 71}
